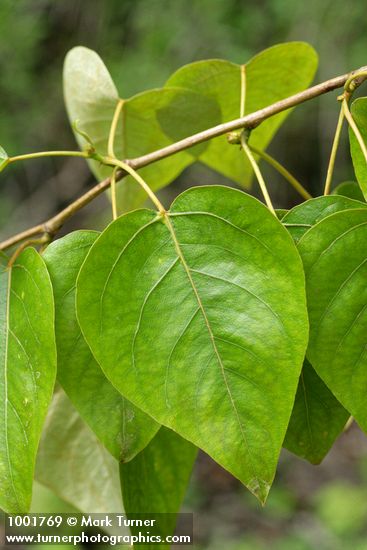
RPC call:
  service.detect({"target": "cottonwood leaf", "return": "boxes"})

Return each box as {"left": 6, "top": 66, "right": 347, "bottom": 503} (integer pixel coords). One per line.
{"left": 121, "top": 427, "right": 197, "bottom": 550}
{"left": 349, "top": 98, "right": 367, "bottom": 200}
{"left": 43, "top": 231, "right": 159, "bottom": 461}
{"left": 298, "top": 209, "right": 367, "bottom": 432}
{"left": 332, "top": 181, "right": 365, "bottom": 202}
{"left": 283, "top": 359, "right": 349, "bottom": 464}
{"left": 0, "top": 248, "right": 56, "bottom": 513}
{"left": 36, "top": 389, "right": 124, "bottom": 514}
{"left": 63, "top": 47, "right": 219, "bottom": 211}
{"left": 281, "top": 197, "right": 355, "bottom": 464}
{"left": 76, "top": 185, "right": 309, "bottom": 503}
{"left": 282, "top": 195, "right": 367, "bottom": 242}
{"left": 164, "top": 42, "right": 318, "bottom": 186}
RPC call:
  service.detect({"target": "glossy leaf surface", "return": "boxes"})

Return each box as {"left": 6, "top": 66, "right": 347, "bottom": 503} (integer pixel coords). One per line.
{"left": 43, "top": 231, "right": 159, "bottom": 461}
{"left": 36, "top": 389, "right": 123, "bottom": 514}
{"left": 0, "top": 249, "right": 56, "bottom": 513}
{"left": 121, "top": 427, "right": 197, "bottom": 550}
{"left": 299, "top": 209, "right": 367, "bottom": 431}
{"left": 165, "top": 42, "right": 318, "bottom": 185}
{"left": 283, "top": 360, "right": 349, "bottom": 464}
{"left": 77, "top": 186, "right": 309, "bottom": 503}
{"left": 282, "top": 195, "right": 367, "bottom": 242}
{"left": 282, "top": 199, "right": 354, "bottom": 464}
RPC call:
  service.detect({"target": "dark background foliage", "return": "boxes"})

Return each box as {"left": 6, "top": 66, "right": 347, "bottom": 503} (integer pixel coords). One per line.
{"left": 1, "top": 1, "right": 367, "bottom": 548}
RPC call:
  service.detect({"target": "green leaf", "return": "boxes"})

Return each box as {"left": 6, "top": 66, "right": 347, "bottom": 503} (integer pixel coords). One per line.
{"left": 64, "top": 47, "right": 217, "bottom": 211}
{"left": 76, "top": 185, "right": 309, "bottom": 503}
{"left": 0, "top": 146, "right": 9, "bottom": 173}
{"left": 275, "top": 209, "right": 288, "bottom": 220}
{"left": 281, "top": 197, "right": 354, "bottom": 464}
{"left": 283, "top": 359, "right": 349, "bottom": 464}
{"left": 164, "top": 42, "right": 318, "bottom": 186}
{"left": 298, "top": 208, "right": 367, "bottom": 432}
{"left": 36, "top": 388, "right": 124, "bottom": 514}
{"left": 0, "top": 248, "right": 56, "bottom": 513}
{"left": 349, "top": 97, "right": 367, "bottom": 200}
{"left": 282, "top": 195, "right": 367, "bottom": 242}
{"left": 332, "top": 181, "right": 366, "bottom": 202}
{"left": 0, "top": 251, "right": 8, "bottom": 264}
{"left": 121, "top": 427, "right": 197, "bottom": 550}
{"left": 43, "top": 231, "right": 159, "bottom": 462}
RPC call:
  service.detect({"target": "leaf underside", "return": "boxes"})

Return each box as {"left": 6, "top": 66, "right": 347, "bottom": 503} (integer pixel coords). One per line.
{"left": 63, "top": 46, "right": 217, "bottom": 211}
{"left": 164, "top": 42, "right": 318, "bottom": 186}
{"left": 36, "top": 389, "right": 124, "bottom": 514}
{"left": 43, "top": 231, "right": 159, "bottom": 462}
{"left": 63, "top": 43, "right": 318, "bottom": 211}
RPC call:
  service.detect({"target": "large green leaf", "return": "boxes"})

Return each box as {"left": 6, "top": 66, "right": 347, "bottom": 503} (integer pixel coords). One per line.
{"left": 283, "top": 360, "right": 349, "bottom": 464}
{"left": 121, "top": 427, "right": 197, "bottom": 550}
{"left": 36, "top": 388, "right": 124, "bottom": 514}
{"left": 332, "top": 181, "right": 365, "bottom": 202}
{"left": 164, "top": 42, "right": 318, "bottom": 185}
{"left": 43, "top": 231, "right": 159, "bottom": 462}
{"left": 63, "top": 47, "right": 220, "bottom": 211}
{"left": 349, "top": 97, "right": 367, "bottom": 200}
{"left": 298, "top": 208, "right": 367, "bottom": 431}
{"left": 282, "top": 195, "right": 367, "bottom": 242}
{"left": 281, "top": 197, "right": 355, "bottom": 464}
{"left": 0, "top": 248, "right": 56, "bottom": 513}
{"left": 76, "top": 185, "right": 309, "bottom": 503}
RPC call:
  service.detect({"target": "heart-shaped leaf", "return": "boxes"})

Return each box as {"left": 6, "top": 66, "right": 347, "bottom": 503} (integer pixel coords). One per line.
{"left": 0, "top": 248, "right": 56, "bottom": 513}
{"left": 36, "top": 389, "right": 124, "bottom": 514}
{"left": 121, "top": 427, "right": 197, "bottom": 550}
{"left": 63, "top": 47, "right": 220, "bottom": 211}
{"left": 281, "top": 197, "right": 356, "bottom": 464}
{"left": 283, "top": 359, "right": 349, "bottom": 464}
{"left": 282, "top": 195, "right": 367, "bottom": 242}
{"left": 332, "top": 181, "right": 366, "bottom": 202}
{"left": 76, "top": 185, "right": 309, "bottom": 503}
{"left": 43, "top": 231, "right": 159, "bottom": 461}
{"left": 164, "top": 42, "right": 318, "bottom": 186}
{"left": 349, "top": 98, "right": 367, "bottom": 200}
{"left": 298, "top": 208, "right": 367, "bottom": 432}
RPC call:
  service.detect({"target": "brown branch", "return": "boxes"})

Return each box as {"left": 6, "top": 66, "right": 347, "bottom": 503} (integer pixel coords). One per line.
{"left": 1, "top": 66, "right": 366, "bottom": 252}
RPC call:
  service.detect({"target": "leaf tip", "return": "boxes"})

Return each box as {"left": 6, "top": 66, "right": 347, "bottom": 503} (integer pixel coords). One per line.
{"left": 248, "top": 478, "right": 272, "bottom": 506}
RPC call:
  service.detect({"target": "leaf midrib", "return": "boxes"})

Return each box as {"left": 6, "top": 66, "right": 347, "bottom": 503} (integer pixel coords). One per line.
{"left": 164, "top": 214, "right": 260, "bottom": 486}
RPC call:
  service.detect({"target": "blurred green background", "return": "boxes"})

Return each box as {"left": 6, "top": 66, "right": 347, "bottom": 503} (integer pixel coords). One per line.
{"left": 1, "top": 1, "right": 367, "bottom": 549}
